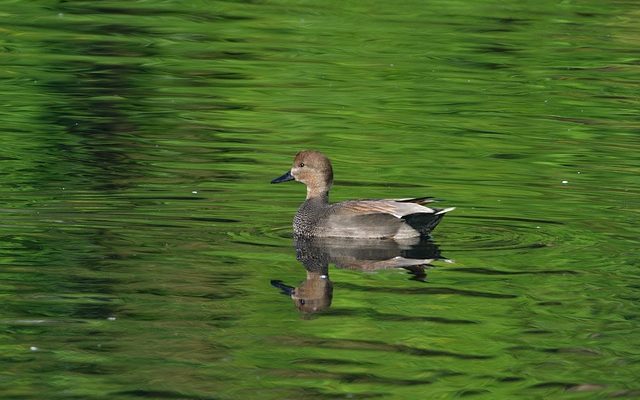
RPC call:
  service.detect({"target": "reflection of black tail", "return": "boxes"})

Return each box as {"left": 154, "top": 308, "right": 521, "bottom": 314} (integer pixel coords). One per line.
{"left": 401, "top": 239, "right": 442, "bottom": 260}
{"left": 402, "top": 265, "right": 428, "bottom": 282}
{"left": 403, "top": 212, "right": 445, "bottom": 235}
{"left": 271, "top": 280, "right": 295, "bottom": 296}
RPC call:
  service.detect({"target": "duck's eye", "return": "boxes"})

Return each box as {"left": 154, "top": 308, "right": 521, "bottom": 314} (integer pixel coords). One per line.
{"left": 298, "top": 163, "right": 305, "bottom": 167}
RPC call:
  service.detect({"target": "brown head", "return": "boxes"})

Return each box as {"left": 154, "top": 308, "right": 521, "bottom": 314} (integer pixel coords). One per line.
{"left": 271, "top": 150, "right": 334, "bottom": 199}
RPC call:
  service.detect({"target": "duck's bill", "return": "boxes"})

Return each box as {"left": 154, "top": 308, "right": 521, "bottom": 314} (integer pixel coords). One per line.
{"left": 271, "top": 170, "right": 294, "bottom": 183}
{"left": 271, "top": 280, "right": 295, "bottom": 295}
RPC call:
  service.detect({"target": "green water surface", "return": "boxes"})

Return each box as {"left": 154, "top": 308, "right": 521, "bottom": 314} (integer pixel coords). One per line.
{"left": 1, "top": 1, "right": 639, "bottom": 399}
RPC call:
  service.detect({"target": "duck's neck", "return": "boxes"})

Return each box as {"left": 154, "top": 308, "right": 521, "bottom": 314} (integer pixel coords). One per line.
{"left": 306, "top": 187, "right": 330, "bottom": 203}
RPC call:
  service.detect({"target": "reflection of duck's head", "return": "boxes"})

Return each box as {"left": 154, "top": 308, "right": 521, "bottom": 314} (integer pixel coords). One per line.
{"left": 271, "top": 270, "right": 333, "bottom": 314}
{"left": 271, "top": 237, "right": 334, "bottom": 314}
{"left": 291, "top": 271, "right": 333, "bottom": 313}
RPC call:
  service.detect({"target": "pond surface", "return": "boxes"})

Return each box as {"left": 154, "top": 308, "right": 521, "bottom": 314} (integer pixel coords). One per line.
{"left": 1, "top": 1, "right": 639, "bottom": 399}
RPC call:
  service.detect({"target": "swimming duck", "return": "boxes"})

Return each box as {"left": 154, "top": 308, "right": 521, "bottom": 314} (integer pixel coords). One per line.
{"left": 271, "top": 151, "right": 454, "bottom": 239}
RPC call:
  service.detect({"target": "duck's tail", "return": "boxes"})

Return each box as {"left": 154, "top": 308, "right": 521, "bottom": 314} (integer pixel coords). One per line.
{"left": 404, "top": 207, "right": 454, "bottom": 235}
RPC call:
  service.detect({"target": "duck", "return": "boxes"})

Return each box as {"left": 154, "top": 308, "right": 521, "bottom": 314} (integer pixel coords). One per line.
{"left": 271, "top": 150, "right": 454, "bottom": 239}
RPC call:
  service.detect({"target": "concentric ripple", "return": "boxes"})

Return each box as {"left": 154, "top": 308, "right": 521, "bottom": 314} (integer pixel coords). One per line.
{"left": 439, "top": 215, "right": 573, "bottom": 253}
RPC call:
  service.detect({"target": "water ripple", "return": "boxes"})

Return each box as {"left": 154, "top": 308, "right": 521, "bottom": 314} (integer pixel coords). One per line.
{"left": 443, "top": 215, "right": 570, "bottom": 252}
{"left": 339, "top": 282, "right": 517, "bottom": 299}
{"left": 328, "top": 308, "right": 478, "bottom": 324}
{"left": 275, "top": 336, "right": 493, "bottom": 360}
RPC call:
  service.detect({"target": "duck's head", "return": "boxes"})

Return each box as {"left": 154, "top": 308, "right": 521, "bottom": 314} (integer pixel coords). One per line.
{"left": 271, "top": 150, "right": 333, "bottom": 198}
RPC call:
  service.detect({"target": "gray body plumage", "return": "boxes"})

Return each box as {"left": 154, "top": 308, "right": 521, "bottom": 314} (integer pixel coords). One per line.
{"left": 294, "top": 197, "right": 449, "bottom": 239}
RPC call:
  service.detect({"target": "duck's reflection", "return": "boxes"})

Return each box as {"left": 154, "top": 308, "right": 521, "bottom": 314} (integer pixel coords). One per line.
{"left": 271, "top": 236, "right": 444, "bottom": 313}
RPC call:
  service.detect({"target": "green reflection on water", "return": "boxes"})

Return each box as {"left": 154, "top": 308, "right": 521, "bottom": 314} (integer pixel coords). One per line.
{"left": 1, "top": 0, "right": 639, "bottom": 399}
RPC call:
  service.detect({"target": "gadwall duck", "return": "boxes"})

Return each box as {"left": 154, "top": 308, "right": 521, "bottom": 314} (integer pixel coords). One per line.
{"left": 271, "top": 151, "right": 454, "bottom": 239}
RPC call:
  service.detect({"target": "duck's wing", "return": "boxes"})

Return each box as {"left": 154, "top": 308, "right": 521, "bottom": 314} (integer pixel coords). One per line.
{"left": 361, "top": 197, "right": 435, "bottom": 205}
{"left": 334, "top": 200, "right": 438, "bottom": 219}
{"left": 392, "top": 196, "right": 436, "bottom": 205}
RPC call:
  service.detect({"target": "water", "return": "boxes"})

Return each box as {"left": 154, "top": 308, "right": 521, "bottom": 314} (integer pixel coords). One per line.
{"left": 1, "top": 1, "right": 639, "bottom": 399}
